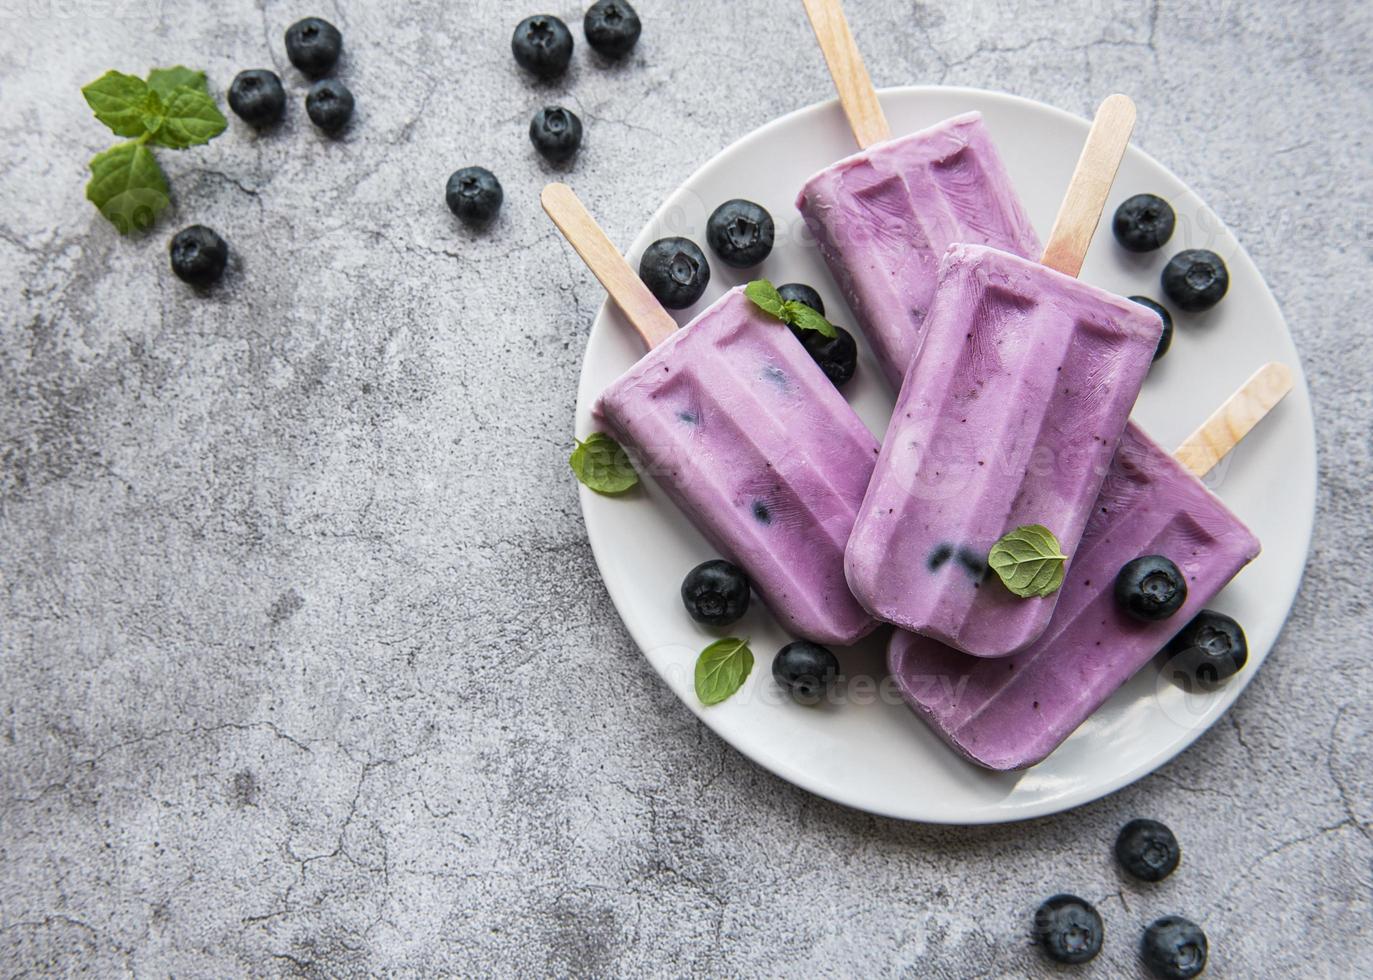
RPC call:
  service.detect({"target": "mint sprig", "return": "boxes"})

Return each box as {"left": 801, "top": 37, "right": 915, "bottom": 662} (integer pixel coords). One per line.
{"left": 744, "top": 280, "right": 838, "bottom": 339}
{"left": 569, "top": 432, "right": 639, "bottom": 495}
{"left": 987, "top": 524, "right": 1068, "bottom": 598}
{"left": 694, "top": 637, "right": 754, "bottom": 705}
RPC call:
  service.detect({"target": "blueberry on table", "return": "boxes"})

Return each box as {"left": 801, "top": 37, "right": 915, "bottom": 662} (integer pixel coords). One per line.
{"left": 706, "top": 199, "right": 774, "bottom": 268}
{"left": 529, "top": 106, "right": 583, "bottom": 163}
{"left": 1116, "top": 819, "right": 1181, "bottom": 882}
{"left": 512, "top": 15, "right": 574, "bottom": 79}
{"left": 169, "top": 225, "right": 228, "bottom": 287}
{"left": 1115, "top": 555, "right": 1187, "bottom": 621}
{"left": 446, "top": 167, "right": 503, "bottom": 224}
{"left": 777, "top": 282, "right": 825, "bottom": 316}
{"left": 1141, "top": 916, "right": 1208, "bottom": 979}
{"left": 681, "top": 559, "right": 750, "bottom": 626}
{"left": 1129, "top": 296, "right": 1174, "bottom": 361}
{"left": 1165, "top": 609, "right": 1248, "bottom": 688}
{"left": 1113, "top": 193, "right": 1175, "bottom": 252}
{"left": 227, "top": 70, "right": 286, "bottom": 127}
{"left": 1162, "top": 249, "right": 1229, "bottom": 312}
{"left": 639, "top": 237, "right": 710, "bottom": 309}
{"left": 285, "top": 17, "right": 343, "bottom": 77}
{"left": 305, "top": 79, "right": 354, "bottom": 134}
{"left": 584, "top": 0, "right": 642, "bottom": 57}
{"left": 772, "top": 641, "right": 839, "bottom": 702}
{"left": 794, "top": 325, "right": 858, "bottom": 388}
{"left": 1032, "top": 894, "right": 1104, "bottom": 965}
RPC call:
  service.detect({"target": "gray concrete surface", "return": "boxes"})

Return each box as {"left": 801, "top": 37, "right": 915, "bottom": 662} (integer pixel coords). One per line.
{"left": 1, "top": 0, "right": 1370, "bottom": 975}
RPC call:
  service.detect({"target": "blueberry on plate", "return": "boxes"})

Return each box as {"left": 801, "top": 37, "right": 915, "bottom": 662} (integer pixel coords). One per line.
{"left": 512, "top": 15, "right": 573, "bottom": 79}
{"left": 1116, "top": 819, "right": 1181, "bottom": 882}
{"left": 285, "top": 17, "right": 343, "bottom": 77}
{"left": 584, "top": 0, "right": 641, "bottom": 57}
{"left": 227, "top": 70, "right": 286, "bottom": 127}
{"left": 305, "top": 78, "right": 354, "bottom": 134}
{"left": 1129, "top": 296, "right": 1173, "bottom": 361}
{"left": 529, "top": 106, "right": 583, "bottom": 163}
{"left": 1165, "top": 609, "right": 1248, "bottom": 689}
{"left": 169, "top": 225, "right": 228, "bottom": 287}
{"left": 1162, "top": 249, "right": 1229, "bottom": 312}
{"left": 793, "top": 325, "right": 858, "bottom": 388}
{"left": 1115, "top": 555, "right": 1187, "bottom": 621}
{"left": 639, "top": 237, "right": 710, "bottom": 309}
{"left": 706, "top": 199, "right": 774, "bottom": 268}
{"left": 1032, "top": 894, "right": 1103, "bottom": 965}
{"left": 777, "top": 282, "right": 825, "bottom": 316}
{"left": 772, "top": 641, "right": 839, "bottom": 702}
{"left": 446, "top": 167, "right": 503, "bottom": 224}
{"left": 1113, "top": 193, "right": 1175, "bottom": 252}
{"left": 1141, "top": 916, "right": 1208, "bottom": 979}
{"left": 681, "top": 559, "right": 750, "bottom": 626}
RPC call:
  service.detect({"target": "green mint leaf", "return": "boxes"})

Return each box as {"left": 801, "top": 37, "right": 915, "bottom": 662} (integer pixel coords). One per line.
{"left": 86, "top": 141, "right": 169, "bottom": 235}
{"left": 694, "top": 637, "right": 754, "bottom": 706}
{"left": 150, "top": 85, "right": 227, "bottom": 149}
{"left": 81, "top": 70, "right": 154, "bottom": 138}
{"left": 987, "top": 524, "right": 1068, "bottom": 598}
{"left": 569, "top": 433, "right": 639, "bottom": 495}
{"left": 782, "top": 300, "right": 838, "bottom": 339}
{"left": 744, "top": 279, "right": 785, "bottom": 320}
{"left": 147, "top": 66, "right": 208, "bottom": 100}
{"left": 139, "top": 90, "right": 166, "bottom": 136}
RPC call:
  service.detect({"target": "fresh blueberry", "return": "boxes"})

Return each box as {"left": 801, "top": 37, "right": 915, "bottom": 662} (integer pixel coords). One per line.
{"left": 1113, "top": 193, "right": 1175, "bottom": 252}
{"left": 793, "top": 325, "right": 858, "bottom": 388}
{"left": 1116, "top": 819, "right": 1181, "bottom": 882}
{"left": 529, "top": 106, "right": 583, "bottom": 163}
{"left": 169, "top": 225, "right": 228, "bottom": 287}
{"left": 227, "top": 70, "right": 286, "bottom": 127}
{"left": 681, "top": 559, "right": 750, "bottom": 626}
{"left": 1141, "top": 916, "right": 1208, "bottom": 979}
{"left": 1129, "top": 296, "right": 1174, "bottom": 361}
{"left": 446, "top": 167, "right": 503, "bottom": 224}
{"left": 1032, "top": 894, "right": 1103, "bottom": 965}
{"left": 284, "top": 17, "right": 343, "bottom": 78}
{"left": 1115, "top": 555, "right": 1187, "bottom": 622}
{"left": 305, "top": 78, "right": 354, "bottom": 134}
{"left": 1165, "top": 610, "right": 1248, "bottom": 689}
{"left": 772, "top": 641, "right": 840, "bottom": 702}
{"left": 706, "top": 199, "right": 774, "bottom": 268}
{"left": 584, "top": 0, "right": 641, "bottom": 57}
{"left": 1162, "top": 249, "right": 1229, "bottom": 312}
{"left": 777, "top": 282, "right": 825, "bottom": 316}
{"left": 512, "top": 15, "right": 573, "bottom": 79}
{"left": 639, "top": 237, "right": 710, "bottom": 309}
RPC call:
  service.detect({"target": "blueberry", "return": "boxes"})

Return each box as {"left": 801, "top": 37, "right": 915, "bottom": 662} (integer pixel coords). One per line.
{"left": 446, "top": 167, "right": 503, "bottom": 224}
{"left": 1115, "top": 555, "right": 1187, "bottom": 621}
{"left": 777, "top": 282, "right": 825, "bottom": 316}
{"left": 639, "top": 237, "right": 710, "bottom": 309}
{"left": 1116, "top": 819, "right": 1181, "bottom": 882}
{"left": 284, "top": 17, "right": 343, "bottom": 78}
{"left": 1141, "top": 916, "right": 1208, "bottom": 979}
{"left": 1129, "top": 296, "right": 1174, "bottom": 361}
{"left": 772, "top": 641, "right": 839, "bottom": 702}
{"left": 305, "top": 78, "right": 354, "bottom": 134}
{"left": 512, "top": 15, "right": 573, "bottom": 79}
{"left": 529, "top": 106, "right": 583, "bottom": 163}
{"left": 169, "top": 225, "right": 228, "bottom": 287}
{"left": 706, "top": 199, "right": 774, "bottom": 268}
{"left": 1165, "top": 610, "right": 1248, "bottom": 689}
{"left": 227, "top": 70, "right": 286, "bottom": 127}
{"left": 793, "top": 325, "right": 858, "bottom": 388}
{"left": 584, "top": 0, "right": 641, "bottom": 57}
{"left": 1162, "top": 249, "right": 1229, "bottom": 312}
{"left": 681, "top": 559, "right": 750, "bottom": 626}
{"left": 1032, "top": 894, "right": 1103, "bottom": 965}
{"left": 1113, "top": 193, "right": 1175, "bottom": 252}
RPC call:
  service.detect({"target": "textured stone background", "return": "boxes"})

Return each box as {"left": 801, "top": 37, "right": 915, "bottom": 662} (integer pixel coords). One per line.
{"left": 1, "top": 0, "right": 1370, "bottom": 975}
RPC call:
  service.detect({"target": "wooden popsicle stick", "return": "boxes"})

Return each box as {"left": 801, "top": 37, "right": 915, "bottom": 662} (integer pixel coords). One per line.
{"left": 1040, "top": 94, "right": 1137, "bottom": 278}
{"left": 541, "top": 182, "right": 679, "bottom": 351}
{"left": 1173, "top": 362, "right": 1294, "bottom": 477}
{"left": 801, "top": 0, "right": 891, "bottom": 149}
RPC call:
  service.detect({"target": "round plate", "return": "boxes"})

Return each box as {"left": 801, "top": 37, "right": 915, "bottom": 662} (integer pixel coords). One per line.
{"left": 573, "top": 87, "right": 1316, "bottom": 824}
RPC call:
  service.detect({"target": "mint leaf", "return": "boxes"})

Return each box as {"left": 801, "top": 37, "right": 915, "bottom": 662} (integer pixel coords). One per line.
{"left": 744, "top": 279, "right": 785, "bottom": 319}
{"left": 151, "top": 85, "right": 227, "bottom": 149}
{"left": 694, "top": 637, "right": 754, "bottom": 705}
{"left": 569, "top": 433, "right": 639, "bottom": 495}
{"left": 987, "top": 524, "right": 1068, "bottom": 598}
{"left": 147, "top": 66, "right": 208, "bottom": 100}
{"left": 783, "top": 300, "right": 838, "bottom": 339}
{"left": 82, "top": 71, "right": 154, "bottom": 138}
{"left": 86, "top": 141, "right": 169, "bottom": 235}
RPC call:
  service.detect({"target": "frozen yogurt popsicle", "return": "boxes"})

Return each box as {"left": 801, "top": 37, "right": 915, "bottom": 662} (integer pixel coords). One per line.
{"left": 846, "top": 95, "right": 1161, "bottom": 657}
{"left": 887, "top": 363, "right": 1291, "bottom": 770}
{"left": 543, "top": 183, "right": 880, "bottom": 646}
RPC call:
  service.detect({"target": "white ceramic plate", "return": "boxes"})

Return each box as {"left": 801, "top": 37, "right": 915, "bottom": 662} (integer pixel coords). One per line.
{"left": 572, "top": 87, "right": 1316, "bottom": 824}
